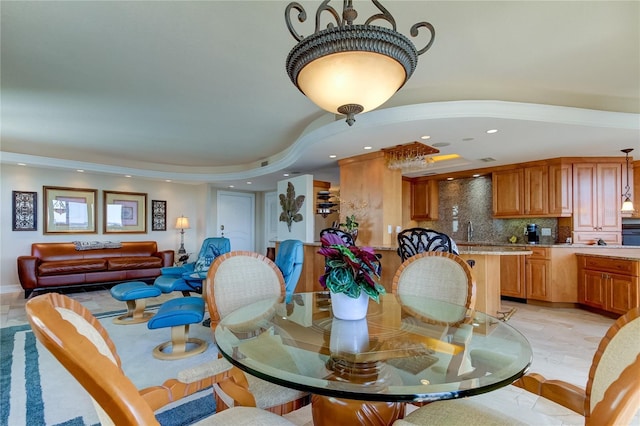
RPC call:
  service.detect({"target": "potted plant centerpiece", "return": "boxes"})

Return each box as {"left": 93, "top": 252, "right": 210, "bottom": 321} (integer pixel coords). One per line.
{"left": 318, "top": 233, "right": 385, "bottom": 320}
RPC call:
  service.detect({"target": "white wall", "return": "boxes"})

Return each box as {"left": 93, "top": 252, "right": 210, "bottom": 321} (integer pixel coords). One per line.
{"left": 0, "top": 165, "right": 236, "bottom": 294}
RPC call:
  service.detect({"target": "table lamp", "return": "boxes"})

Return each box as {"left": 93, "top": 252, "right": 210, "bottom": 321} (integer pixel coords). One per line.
{"left": 175, "top": 216, "right": 190, "bottom": 254}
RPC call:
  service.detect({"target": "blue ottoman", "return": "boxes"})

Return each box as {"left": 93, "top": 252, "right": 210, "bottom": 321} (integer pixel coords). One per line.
{"left": 147, "top": 297, "right": 208, "bottom": 360}
{"left": 110, "top": 281, "right": 161, "bottom": 325}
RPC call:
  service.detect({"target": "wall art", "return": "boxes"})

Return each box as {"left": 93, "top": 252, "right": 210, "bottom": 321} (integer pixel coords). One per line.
{"left": 12, "top": 191, "right": 37, "bottom": 231}
{"left": 104, "top": 190, "right": 147, "bottom": 234}
{"left": 151, "top": 200, "right": 167, "bottom": 231}
{"left": 44, "top": 186, "right": 98, "bottom": 234}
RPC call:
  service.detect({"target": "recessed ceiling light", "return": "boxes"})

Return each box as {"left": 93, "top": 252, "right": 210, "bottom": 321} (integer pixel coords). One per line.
{"left": 447, "top": 177, "right": 454, "bottom": 181}
{"left": 420, "top": 135, "right": 431, "bottom": 140}
{"left": 486, "top": 129, "right": 498, "bottom": 134}
{"left": 124, "top": 175, "right": 131, "bottom": 178}
{"left": 432, "top": 142, "right": 450, "bottom": 148}
{"left": 229, "top": 185, "right": 235, "bottom": 188}
{"left": 473, "top": 174, "right": 481, "bottom": 178}
{"left": 17, "top": 163, "right": 26, "bottom": 166}
{"left": 76, "top": 169, "right": 84, "bottom": 173}
{"left": 329, "top": 154, "right": 337, "bottom": 158}
{"left": 246, "top": 181, "right": 252, "bottom": 185}
{"left": 462, "top": 137, "right": 474, "bottom": 142}
{"left": 165, "top": 179, "right": 172, "bottom": 182}
{"left": 364, "top": 146, "right": 372, "bottom": 150}
{"left": 283, "top": 173, "right": 289, "bottom": 177}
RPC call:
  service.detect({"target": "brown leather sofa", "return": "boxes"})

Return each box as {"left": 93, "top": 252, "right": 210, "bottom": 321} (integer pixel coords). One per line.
{"left": 17, "top": 241, "right": 174, "bottom": 298}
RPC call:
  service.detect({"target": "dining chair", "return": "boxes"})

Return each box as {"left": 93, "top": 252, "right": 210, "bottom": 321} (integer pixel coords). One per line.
{"left": 394, "top": 306, "right": 640, "bottom": 426}
{"left": 392, "top": 251, "right": 477, "bottom": 381}
{"left": 396, "top": 228, "right": 458, "bottom": 261}
{"left": 177, "top": 251, "right": 311, "bottom": 416}
{"left": 320, "top": 227, "right": 355, "bottom": 247}
{"left": 24, "top": 292, "right": 297, "bottom": 426}
{"left": 274, "top": 239, "right": 304, "bottom": 303}
{"left": 154, "top": 237, "right": 231, "bottom": 296}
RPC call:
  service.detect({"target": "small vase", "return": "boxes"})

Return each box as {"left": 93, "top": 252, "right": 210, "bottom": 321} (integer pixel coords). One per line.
{"left": 330, "top": 291, "right": 369, "bottom": 320}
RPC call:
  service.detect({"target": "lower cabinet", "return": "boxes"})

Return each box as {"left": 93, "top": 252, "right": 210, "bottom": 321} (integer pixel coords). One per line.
{"left": 577, "top": 254, "right": 640, "bottom": 315}
{"left": 500, "top": 255, "right": 526, "bottom": 298}
{"left": 525, "top": 247, "right": 552, "bottom": 301}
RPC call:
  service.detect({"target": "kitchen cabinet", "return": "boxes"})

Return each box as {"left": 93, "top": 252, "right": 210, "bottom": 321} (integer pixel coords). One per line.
{"left": 500, "top": 255, "right": 526, "bottom": 298}
{"left": 492, "top": 169, "right": 524, "bottom": 217}
{"left": 493, "top": 162, "right": 571, "bottom": 218}
{"left": 548, "top": 162, "right": 572, "bottom": 216}
{"left": 525, "top": 247, "right": 552, "bottom": 301}
{"left": 524, "top": 165, "right": 548, "bottom": 216}
{"left": 577, "top": 254, "right": 640, "bottom": 315}
{"left": 572, "top": 162, "right": 622, "bottom": 244}
{"left": 411, "top": 178, "right": 439, "bottom": 220}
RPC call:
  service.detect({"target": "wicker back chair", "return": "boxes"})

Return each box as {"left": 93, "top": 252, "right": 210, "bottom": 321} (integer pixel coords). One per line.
{"left": 394, "top": 307, "right": 640, "bottom": 426}
{"left": 392, "top": 252, "right": 476, "bottom": 327}
{"left": 192, "top": 251, "right": 311, "bottom": 415}
{"left": 24, "top": 293, "right": 296, "bottom": 426}
{"left": 397, "top": 228, "right": 459, "bottom": 261}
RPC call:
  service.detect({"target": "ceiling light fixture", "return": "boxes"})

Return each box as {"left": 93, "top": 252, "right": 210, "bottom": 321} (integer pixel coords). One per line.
{"left": 285, "top": 0, "right": 435, "bottom": 126}
{"left": 621, "top": 148, "right": 635, "bottom": 213}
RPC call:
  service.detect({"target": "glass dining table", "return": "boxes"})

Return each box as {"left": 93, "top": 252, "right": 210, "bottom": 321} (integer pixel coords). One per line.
{"left": 214, "top": 292, "right": 533, "bottom": 425}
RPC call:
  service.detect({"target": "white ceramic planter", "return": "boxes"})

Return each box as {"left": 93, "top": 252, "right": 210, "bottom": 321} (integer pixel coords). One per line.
{"left": 330, "top": 291, "right": 369, "bottom": 320}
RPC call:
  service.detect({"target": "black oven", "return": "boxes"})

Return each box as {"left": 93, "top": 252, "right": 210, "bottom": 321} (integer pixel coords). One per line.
{"left": 622, "top": 219, "right": 640, "bottom": 246}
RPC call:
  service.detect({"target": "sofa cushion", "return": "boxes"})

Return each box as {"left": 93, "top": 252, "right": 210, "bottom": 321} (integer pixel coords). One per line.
{"left": 38, "top": 259, "right": 107, "bottom": 276}
{"left": 107, "top": 256, "right": 162, "bottom": 271}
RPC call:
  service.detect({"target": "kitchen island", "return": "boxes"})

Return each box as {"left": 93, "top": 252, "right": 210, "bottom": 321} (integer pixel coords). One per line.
{"left": 294, "top": 242, "right": 532, "bottom": 322}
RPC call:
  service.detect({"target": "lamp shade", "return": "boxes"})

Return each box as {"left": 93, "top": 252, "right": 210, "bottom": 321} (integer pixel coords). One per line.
{"left": 175, "top": 216, "right": 190, "bottom": 230}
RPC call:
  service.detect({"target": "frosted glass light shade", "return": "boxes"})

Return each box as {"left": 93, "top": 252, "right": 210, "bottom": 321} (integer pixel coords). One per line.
{"left": 621, "top": 197, "right": 635, "bottom": 213}
{"left": 297, "top": 51, "right": 407, "bottom": 114}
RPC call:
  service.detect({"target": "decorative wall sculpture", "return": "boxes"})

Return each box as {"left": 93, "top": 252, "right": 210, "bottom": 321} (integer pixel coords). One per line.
{"left": 279, "top": 182, "right": 305, "bottom": 231}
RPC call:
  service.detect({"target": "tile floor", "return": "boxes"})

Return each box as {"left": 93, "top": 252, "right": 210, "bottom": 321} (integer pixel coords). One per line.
{"left": 1, "top": 288, "right": 632, "bottom": 424}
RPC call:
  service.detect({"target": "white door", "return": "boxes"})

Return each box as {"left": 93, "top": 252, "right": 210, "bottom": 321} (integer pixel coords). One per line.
{"left": 264, "top": 191, "right": 278, "bottom": 250}
{"left": 217, "top": 191, "right": 255, "bottom": 252}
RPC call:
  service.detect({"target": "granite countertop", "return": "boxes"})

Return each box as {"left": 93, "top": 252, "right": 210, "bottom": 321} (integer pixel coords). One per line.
{"left": 575, "top": 252, "right": 640, "bottom": 261}
{"left": 456, "top": 241, "right": 634, "bottom": 249}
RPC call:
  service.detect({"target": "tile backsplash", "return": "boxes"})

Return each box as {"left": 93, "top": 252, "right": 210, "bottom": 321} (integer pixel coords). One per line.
{"left": 417, "top": 177, "right": 558, "bottom": 245}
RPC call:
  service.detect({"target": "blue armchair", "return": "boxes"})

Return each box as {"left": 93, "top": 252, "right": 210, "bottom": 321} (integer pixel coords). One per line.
{"left": 274, "top": 239, "right": 304, "bottom": 303}
{"left": 154, "top": 237, "right": 230, "bottom": 296}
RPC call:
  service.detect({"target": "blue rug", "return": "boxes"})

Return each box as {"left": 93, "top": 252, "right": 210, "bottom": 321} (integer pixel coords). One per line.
{"left": 0, "top": 310, "right": 217, "bottom": 426}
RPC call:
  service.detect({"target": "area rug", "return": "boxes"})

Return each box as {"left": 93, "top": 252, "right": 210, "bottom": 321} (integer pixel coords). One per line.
{"left": 0, "top": 308, "right": 218, "bottom": 426}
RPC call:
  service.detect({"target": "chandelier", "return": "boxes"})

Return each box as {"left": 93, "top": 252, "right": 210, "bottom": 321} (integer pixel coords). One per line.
{"left": 621, "top": 148, "right": 635, "bottom": 213}
{"left": 285, "top": 0, "right": 435, "bottom": 126}
{"left": 382, "top": 142, "right": 440, "bottom": 170}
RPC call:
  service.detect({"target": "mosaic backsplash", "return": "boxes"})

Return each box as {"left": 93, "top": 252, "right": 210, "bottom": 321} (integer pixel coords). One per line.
{"left": 417, "top": 177, "right": 559, "bottom": 245}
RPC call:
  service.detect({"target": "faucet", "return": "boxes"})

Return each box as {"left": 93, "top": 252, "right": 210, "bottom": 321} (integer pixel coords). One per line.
{"left": 467, "top": 221, "right": 473, "bottom": 242}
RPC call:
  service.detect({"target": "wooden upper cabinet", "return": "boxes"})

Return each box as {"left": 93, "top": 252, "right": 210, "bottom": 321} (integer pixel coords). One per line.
{"left": 492, "top": 169, "right": 524, "bottom": 217}
{"left": 411, "top": 179, "right": 439, "bottom": 220}
{"left": 548, "top": 163, "right": 572, "bottom": 216}
{"left": 572, "top": 162, "right": 622, "bottom": 244}
{"left": 524, "top": 165, "right": 548, "bottom": 215}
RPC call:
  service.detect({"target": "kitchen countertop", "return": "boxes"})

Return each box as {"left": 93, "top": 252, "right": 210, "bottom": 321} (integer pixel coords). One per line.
{"left": 456, "top": 241, "right": 635, "bottom": 249}
{"left": 575, "top": 252, "right": 640, "bottom": 261}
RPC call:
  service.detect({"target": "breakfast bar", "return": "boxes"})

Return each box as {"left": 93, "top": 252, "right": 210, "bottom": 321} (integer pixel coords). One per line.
{"left": 294, "top": 243, "right": 532, "bottom": 320}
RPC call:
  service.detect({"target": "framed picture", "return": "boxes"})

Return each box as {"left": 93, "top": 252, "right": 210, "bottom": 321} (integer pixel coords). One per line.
{"left": 104, "top": 190, "right": 147, "bottom": 233}
{"left": 44, "top": 186, "right": 97, "bottom": 234}
{"left": 151, "top": 200, "right": 167, "bottom": 231}
{"left": 12, "top": 191, "right": 38, "bottom": 231}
